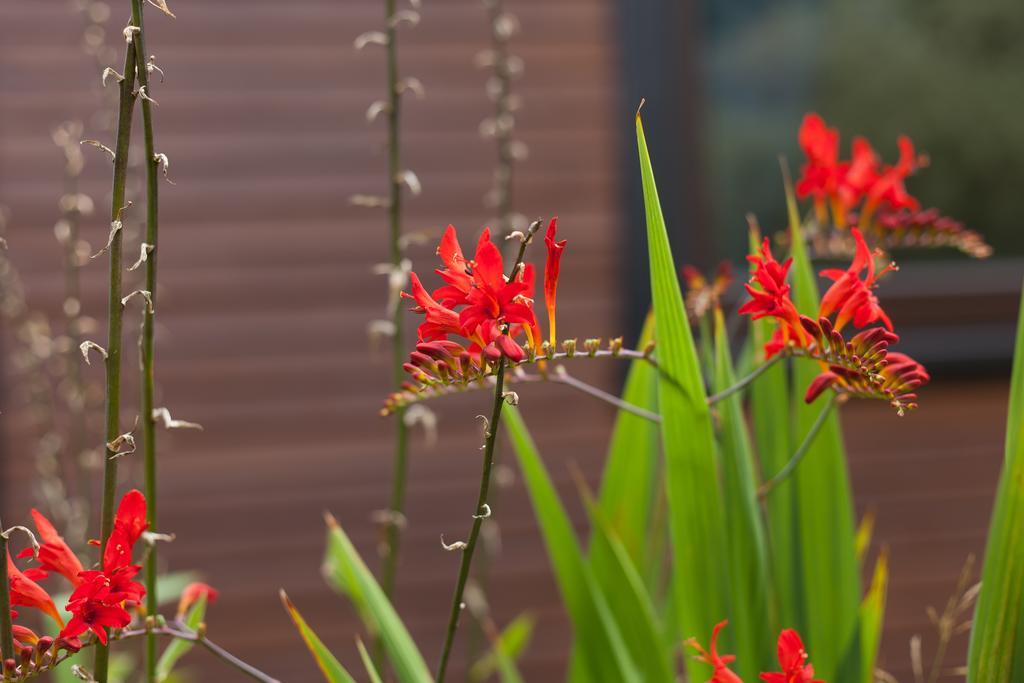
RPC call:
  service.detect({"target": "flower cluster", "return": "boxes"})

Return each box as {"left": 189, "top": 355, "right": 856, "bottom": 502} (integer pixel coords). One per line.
{"left": 686, "top": 621, "right": 823, "bottom": 683}
{"left": 398, "top": 219, "right": 564, "bottom": 377}
{"left": 796, "top": 113, "right": 990, "bottom": 258}
{"left": 741, "top": 229, "right": 929, "bottom": 414}
{"left": 2, "top": 491, "right": 222, "bottom": 679}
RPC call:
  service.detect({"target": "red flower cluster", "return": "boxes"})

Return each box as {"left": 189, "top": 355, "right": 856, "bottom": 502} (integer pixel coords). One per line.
{"left": 796, "top": 113, "right": 928, "bottom": 227}
{"left": 402, "top": 219, "right": 564, "bottom": 373}
{"left": 686, "top": 621, "right": 823, "bottom": 683}
{"left": 740, "top": 230, "right": 929, "bottom": 412}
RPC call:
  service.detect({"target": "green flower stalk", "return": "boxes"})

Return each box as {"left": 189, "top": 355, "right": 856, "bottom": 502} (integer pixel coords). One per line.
{"left": 94, "top": 23, "right": 140, "bottom": 683}
{"left": 125, "top": 0, "right": 170, "bottom": 680}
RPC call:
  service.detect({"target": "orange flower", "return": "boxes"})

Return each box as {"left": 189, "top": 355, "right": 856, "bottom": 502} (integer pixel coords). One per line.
{"left": 759, "top": 629, "right": 823, "bottom": 683}
{"left": 543, "top": 217, "right": 566, "bottom": 346}
{"left": 178, "top": 582, "right": 219, "bottom": 617}
{"left": 818, "top": 228, "right": 895, "bottom": 332}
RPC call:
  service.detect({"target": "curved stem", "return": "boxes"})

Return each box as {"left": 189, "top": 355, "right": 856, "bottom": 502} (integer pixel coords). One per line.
{"left": 126, "top": 0, "right": 161, "bottom": 679}
{"left": 435, "top": 358, "right": 507, "bottom": 683}
{"left": 706, "top": 352, "right": 784, "bottom": 405}
{"left": 549, "top": 370, "right": 660, "bottom": 423}
{"left": 0, "top": 526, "right": 13, "bottom": 660}
{"left": 758, "top": 394, "right": 837, "bottom": 499}
{"left": 95, "top": 37, "right": 139, "bottom": 683}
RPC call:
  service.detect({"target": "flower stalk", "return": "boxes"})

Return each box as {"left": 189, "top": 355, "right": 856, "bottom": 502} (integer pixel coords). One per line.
{"left": 95, "top": 31, "right": 140, "bottom": 683}
{"left": 758, "top": 394, "right": 838, "bottom": 498}
{"left": 435, "top": 357, "right": 507, "bottom": 683}
{"left": 0, "top": 524, "right": 13, "bottom": 659}
{"left": 379, "top": 0, "right": 414, "bottom": 618}
{"left": 126, "top": 0, "right": 163, "bottom": 680}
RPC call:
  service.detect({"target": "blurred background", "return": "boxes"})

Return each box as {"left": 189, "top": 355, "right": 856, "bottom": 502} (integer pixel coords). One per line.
{"left": 1, "top": 0, "right": 1022, "bottom": 680}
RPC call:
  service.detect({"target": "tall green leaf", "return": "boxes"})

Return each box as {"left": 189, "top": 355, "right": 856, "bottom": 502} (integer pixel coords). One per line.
{"left": 968, "top": 284, "right": 1024, "bottom": 682}
{"left": 595, "top": 312, "right": 660, "bottom": 571}
{"left": 281, "top": 590, "right": 358, "bottom": 683}
{"left": 322, "top": 515, "right": 433, "bottom": 683}
{"left": 578, "top": 475, "right": 674, "bottom": 681}
{"left": 860, "top": 549, "right": 888, "bottom": 683}
{"left": 636, "top": 113, "right": 728, "bottom": 678}
{"left": 469, "top": 613, "right": 535, "bottom": 683}
{"left": 502, "top": 406, "right": 640, "bottom": 683}
{"left": 784, "top": 168, "right": 861, "bottom": 681}
{"left": 712, "top": 308, "right": 776, "bottom": 679}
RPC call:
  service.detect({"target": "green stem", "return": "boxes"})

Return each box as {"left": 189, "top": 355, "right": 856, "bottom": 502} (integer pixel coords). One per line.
{"left": 376, "top": 0, "right": 410, "bottom": 666}
{"left": 95, "top": 36, "right": 139, "bottom": 683}
{"left": 706, "top": 352, "right": 784, "bottom": 405}
{"left": 758, "top": 394, "right": 837, "bottom": 498}
{"left": 436, "top": 358, "right": 507, "bottom": 683}
{"left": 127, "top": 1, "right": 160, "bottom": 680}
{"left": 0, "top": 525, "right": 13, "bottom": 660}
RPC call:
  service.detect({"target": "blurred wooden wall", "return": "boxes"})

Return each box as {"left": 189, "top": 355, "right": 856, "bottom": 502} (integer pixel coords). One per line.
{"left": 0, "top": 1, "right": 1011, "bottom": 682}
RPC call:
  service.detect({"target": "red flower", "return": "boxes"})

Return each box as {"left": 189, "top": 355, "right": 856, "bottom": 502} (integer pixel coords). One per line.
{"left": 818, "top": 228, "right": 895, "bottom": 332}
{"left": 759, "top": 629, "right": 823, "bottom": 683}
{"left": 864, "top": 136, "right": 926, "bottom": 215}
{"left": 6, "top": 552, "right": 63, "bottom": 627}
{"left": 543, "top": 217, "right": 566, "bottom": 346}
{"left": 102, "top": 489, "right": 148, "bottom": 572}
{"left": 18, "top": 509, "right": 85, "bottom": 586}
{"left": 739, "top": 238, "right": 809, "bottom": 357}
{"left": 60, "top": 574, "right": 133, "bottom": 645}
{"left": 795, "top": 114, "right": 841, "bottom": 205}
{"left": 685, "top": 620, "right": 743, "bottom": 683}
{"left": 402, "top": 225, "right": 544, "bottom": 364}
{"left": 178, "top": 581, "right": 219, "bottom": 617}
{"left": 403, "top": 272, "right": 464, "bottom": 343}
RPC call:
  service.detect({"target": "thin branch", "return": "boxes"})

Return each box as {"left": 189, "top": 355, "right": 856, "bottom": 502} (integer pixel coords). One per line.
{"left": 758, "top": 394, "right": 837, "bottom": 498}
{"left": 706, "top": 352, "right": 784, "bottom": 405}
{"left": 95, "top": 30, "right": 139, "bottom": 683}
{"left": 126, "top": 1, "right": 163, "bottom": 681}
{"left": 0, "top": 524, "right": 13, "bottom": 659}
{"left": 435, "top": 359, "right": 507, "bottom": 683}
{"left": 548, "top": 369, "right": 660, "bottom": 423}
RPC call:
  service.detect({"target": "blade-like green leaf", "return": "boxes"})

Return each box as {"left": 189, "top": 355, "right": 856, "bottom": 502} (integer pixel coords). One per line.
{"left": 503, "top": 406, "right": 640, "bottom": 683}
{"left": 860, "top": 549, "right": 889, "bottom": 683}
{"left": 356, "top": 638, "right": 384, "bottom": 683}
{"left": 578, "top": 474, "right": 674, "bottom": 681}
{"left": 968, "top": 284, "right": 1024, "bottom": 682}
{"left": 712, "top": 308, "right": 777, "bottom": 679}
{"left": 636, "top": 113, "right": 728, "bottom": 678}
{"left": 469, "top": 613, "right": 535, "bottom": 682}
{"left": 784, "top": 166, "right": 862, "bottom": 681}
{"left": 595, "top": 312, "right": 660, "bottom": 571}
{"left": 155, "top": 594, "right": 208, "bottom": 682}
{"left": 281, "top": 590, "right": 358, "bottom": 683}
{"left": 322, "top": 516, "right": 433, "bottom": 683}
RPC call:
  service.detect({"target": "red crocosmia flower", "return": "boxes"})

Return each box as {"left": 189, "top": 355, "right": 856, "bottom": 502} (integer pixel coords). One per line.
{"left": 457, "top": 235, "right": 539, "bottom": 361}
{"left": 739, "top": 238, "right": 809, "bottom": 357}
{"left": 865, "top": 136, "right": 926, "bottom": 215}
{"left": 543, "top": 217, "right": 566, "bottom": 346}
{"left": 178, "top": 582, "right": 219, "bottom": 617}
{"left": 20, "top": 509, "right": 85, "bottom": 586}
{"left": 759, "top": 629, "right": 823, "bottom": 683}
{"left": 818, "top": 228, "right": 895, "bottom": 332}
{"left": 6, "top": 552, "right": 63, "bottom": 627}
{"left": 834, "top": 137, "right": 880, "bottom": 223}
{"left": 60, "top": 574, "right": 133, "bottom": 646}
{"left": 685, "top": 620, "right": 743, "bottom": 683}
{"left": 102, "top": 489, "right": 148, "bottom": 572}
{"left": 432, "top": 225, "right": 475, "bottom": 308}
{"left": 796, "top": 113, "right": 841, "bottom": 200}
{"left": 403, "top": 272, "right": 465, "bottom": 343}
